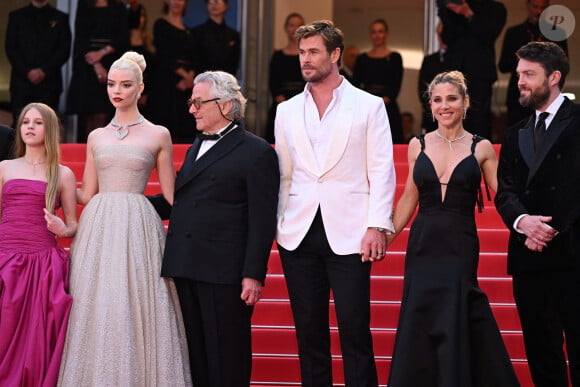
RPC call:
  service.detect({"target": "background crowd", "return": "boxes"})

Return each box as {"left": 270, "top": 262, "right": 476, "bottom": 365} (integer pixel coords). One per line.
{"left": 2, "top": 0, "right": 574, "bottom": 145}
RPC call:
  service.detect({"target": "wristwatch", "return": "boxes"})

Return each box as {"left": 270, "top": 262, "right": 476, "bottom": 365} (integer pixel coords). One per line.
{"left": 370, "top": 227, "right": 388, "bottom": 233}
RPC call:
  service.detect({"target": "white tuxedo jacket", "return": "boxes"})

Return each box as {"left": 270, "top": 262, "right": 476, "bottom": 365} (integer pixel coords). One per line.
{"left": 274, "top": 80, "right": 396, "bottom": 255}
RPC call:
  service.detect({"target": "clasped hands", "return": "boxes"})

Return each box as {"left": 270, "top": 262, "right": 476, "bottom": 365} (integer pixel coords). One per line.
{"left": 360, "top": 228, "right": 390, "bottom": 262}
{"left": 445, "top": 0, "right": 474, "bottom": 20}
{"left": 519, "top": 215, "right": 558, "bottom": 253}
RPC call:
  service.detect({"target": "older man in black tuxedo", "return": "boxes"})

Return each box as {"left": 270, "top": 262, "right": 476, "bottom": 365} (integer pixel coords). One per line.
{"left": 160, "top": 71, "right": 279, "bottom": 387}
{"left": 496, "top": 42, "right": 580, "bottom": 387}
{"left": 0, "top": 125, "right": 15, "bottom": 161}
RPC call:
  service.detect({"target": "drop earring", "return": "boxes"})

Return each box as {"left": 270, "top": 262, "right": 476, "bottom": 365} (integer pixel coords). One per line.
{"left": 463, "top": 109, "right": 467, "bottom": 120}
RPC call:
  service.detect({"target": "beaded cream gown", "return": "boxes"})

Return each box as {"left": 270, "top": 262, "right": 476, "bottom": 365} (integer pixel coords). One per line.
{"left": 58, "top": 144, "right": 192, "bottom": 386}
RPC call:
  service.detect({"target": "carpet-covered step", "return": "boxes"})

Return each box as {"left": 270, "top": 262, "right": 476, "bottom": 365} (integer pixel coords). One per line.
{"left": 253, "top": 300, "right": 522, "bottom": 332}
{"left": 249, "top": 347, "right": 532, "bottom": 386}
{"left": 261, "top": 274, "right": 516, "bottom": 304}
{"left": 267, "top": 250, "right": 511, "bottom": 278}
{"left": 387, "top": 228, "right": 510, "bottom": 253}
{"left": 251, "top": 327, "right": 527, "bottom": 360}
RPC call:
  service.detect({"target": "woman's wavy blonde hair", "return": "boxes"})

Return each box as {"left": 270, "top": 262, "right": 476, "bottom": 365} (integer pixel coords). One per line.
{"left": 15, "top": 103, "right": 61, "bottom": 213}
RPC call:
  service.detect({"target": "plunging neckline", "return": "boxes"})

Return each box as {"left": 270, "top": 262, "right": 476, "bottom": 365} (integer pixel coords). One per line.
{"left": 419, "top": 151, "right": 476, "bottom": 204}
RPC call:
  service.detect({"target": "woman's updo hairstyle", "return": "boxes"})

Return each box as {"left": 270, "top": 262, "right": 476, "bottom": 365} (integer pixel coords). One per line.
{"left": 110, "top": 51, "right": 146, "bottom": 84}
{"left": 427, "top": 70, "right": 469, "bottom": 102}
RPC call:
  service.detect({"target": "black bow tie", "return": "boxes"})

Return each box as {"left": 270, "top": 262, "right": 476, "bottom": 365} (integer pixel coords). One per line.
{"left": 197, "top": 122, "right": 236, "bottom": 141}
{"left": 198, "top": 132, "right": 221, "bottom": 140}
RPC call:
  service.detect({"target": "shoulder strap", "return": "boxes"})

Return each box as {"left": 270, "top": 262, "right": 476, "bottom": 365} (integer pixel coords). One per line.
{"left": 417, "top": 134, "right": 425, "bottom": 151}
{"left": 471, "top": 135, "right": 492, "bottom": 213}
{"left": 471, "top": 134, "right": 482, "bottom": 154}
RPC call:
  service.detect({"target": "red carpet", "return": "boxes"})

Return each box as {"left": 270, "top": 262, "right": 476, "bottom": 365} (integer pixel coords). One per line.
{"left": 57, "top": 144, "right": 535, "bottom": 386}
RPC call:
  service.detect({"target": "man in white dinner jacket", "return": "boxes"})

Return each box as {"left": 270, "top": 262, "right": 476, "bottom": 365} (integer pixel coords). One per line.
{"left": 274, "top": 19, "right": 396, "bottom": 387}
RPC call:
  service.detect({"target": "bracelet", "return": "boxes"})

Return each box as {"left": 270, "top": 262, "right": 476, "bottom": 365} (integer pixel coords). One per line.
{"left": 101, "top": 46, "right": 108, "bottom": 54}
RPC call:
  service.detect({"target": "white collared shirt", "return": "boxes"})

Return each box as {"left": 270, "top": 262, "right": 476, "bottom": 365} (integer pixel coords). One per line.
{"left": 303, "top": 77, "right": 347, "bottom": 168}
{"left": 534, "top": 93, "right": 564, "bottom": 131}
{"left": 196, "top": 123, "right": 237, "bottom": 160}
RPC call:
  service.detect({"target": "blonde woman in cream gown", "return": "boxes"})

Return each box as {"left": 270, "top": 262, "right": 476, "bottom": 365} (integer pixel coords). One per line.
{"left": 58, "top": 52, "right": 191, "bottom": 386}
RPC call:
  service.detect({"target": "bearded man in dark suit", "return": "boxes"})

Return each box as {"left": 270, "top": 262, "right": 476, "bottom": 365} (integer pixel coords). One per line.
{"left": 495, "top": 42, "right": 580, "bottom": 387}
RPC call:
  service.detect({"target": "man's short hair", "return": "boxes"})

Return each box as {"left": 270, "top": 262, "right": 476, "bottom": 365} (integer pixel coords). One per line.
{"left": 516, "top": 41, "right": 570, "bottom": 90}
{"left": 295, "top": 20, "right": 345, "bottom": 66}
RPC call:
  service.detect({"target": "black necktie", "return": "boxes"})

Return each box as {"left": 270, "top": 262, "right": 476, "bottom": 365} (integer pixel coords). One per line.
{"left": 534, "top": 112, "right": 549, "bottom": 152}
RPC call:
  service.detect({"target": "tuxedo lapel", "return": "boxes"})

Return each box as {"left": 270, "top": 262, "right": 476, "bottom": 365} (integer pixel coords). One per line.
{"left": 291, "top": 94, "right": 322, "bottom": 177}
{"left": 518, "top": 115, "right": 535, "bottom": 169}
{"left": 176, "top": 127, "right": 244, "bottom": 191}
{"left": 527, "top": 99, "right": 573, "bottom": 185}
{"left": 320, "top": 85, "right": 355, "bottom": 176}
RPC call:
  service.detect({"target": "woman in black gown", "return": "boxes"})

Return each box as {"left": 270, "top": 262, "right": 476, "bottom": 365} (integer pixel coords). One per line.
{"left": 67, "top": 0, "right": 129, "bottom": 142}
{"left": 266, "top": 12, "right": 305, "bottom": 144}
{"left": 387, "top": 71, "right": 520, "bottom": 387}
{"left": 353, "top": 18, "right": 403, "bottom": 144}
{"left": 147, "top": 0, "right": 195, "bottom": 143}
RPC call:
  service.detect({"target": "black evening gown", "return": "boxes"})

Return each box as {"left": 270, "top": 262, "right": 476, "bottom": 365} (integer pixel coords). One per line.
{"left": 67, "top": 3, "right": 129, "bottom": 116}
{"left": 266, "top": 50, "right": 305, "bottom": 143}
{"left": 148, "top": 18, "right": 196, "bottom": 143}
{"left": 388, "top": 136, "right": 520, "bottom": 387}
{"left": 353, "top": 52, "right": 403, "bottom": 144}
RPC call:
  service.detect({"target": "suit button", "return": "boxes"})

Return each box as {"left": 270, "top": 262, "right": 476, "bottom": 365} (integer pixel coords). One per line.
{"left": 174, "top": 200, "right": 179, "bottom": 206}
{"left": 168, "top": 230, "right": 173, "bottom": 236}
{"left": 192, "top": 201, "right": 197, "bottom": 207}
{"left": 524, "top": 190, "right": 531, "bottom": 195}
{"left": 185, "top": 232, "right": 191, "bottom": 238}
{"left": 210, "top": 175, "right": 216, "bottom": 180}
{"left": 556, "top": 154, "right": 561, "bottom": 160}
{"left": 317, "top": 178, "right": 323, "bottom": 183}
{"left": 550, "top": 186, "right": 556, "bottom": 191}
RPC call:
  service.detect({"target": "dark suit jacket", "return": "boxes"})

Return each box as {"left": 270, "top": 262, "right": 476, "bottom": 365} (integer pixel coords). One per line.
{"left": 495, "top": 98, "right": 580, "bottom": 274}
{"left": 418, "top": 51, "right": 447, "bottom": 132}
{"left": 161, "top": 127, "right": 280, "bottom": 285}
{"left": 438, "top": 0, "right": 506, "bottom": 82}
{"left": 5, "top": 4, "right": 71, "bottom": 96}
{"left": 191, "top": 19, "right": 241, "bottom": 76}
{"left": 0, "top": 125, "right": 15, "bottom": 161}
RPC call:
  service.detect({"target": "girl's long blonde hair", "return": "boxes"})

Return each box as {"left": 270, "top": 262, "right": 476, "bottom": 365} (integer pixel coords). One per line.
{"left": 15, "top": 103, "right": 61, "bottom": 213}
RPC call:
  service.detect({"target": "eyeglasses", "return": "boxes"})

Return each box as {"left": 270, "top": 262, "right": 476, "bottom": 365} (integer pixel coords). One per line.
{"left": 187, "top": 97, "right": 220, "bottom": 109}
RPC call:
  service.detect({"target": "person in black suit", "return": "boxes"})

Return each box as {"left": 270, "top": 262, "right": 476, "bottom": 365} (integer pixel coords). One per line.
{"left": 0, "top": 125, "right": 15, "bottom": 161}
{"left": 418, "top": 22, "right": 447, "bottom": 133}
{"left": 160, "top": 71, "right": 279, "bottom": 387}
{"left": 498, "top": 0, "right": 568, "bottom": 127}
{"left": 438, "top": 0, "right": 506, "bottom": 141}
{"left": 5, "top": 0, "right": 71, "bottom": 125}
{"left": 495, "top": 42, "right": 580, "bottom": 387}
{"left": 191, "top": 0, "right": 240, "bottom": 76}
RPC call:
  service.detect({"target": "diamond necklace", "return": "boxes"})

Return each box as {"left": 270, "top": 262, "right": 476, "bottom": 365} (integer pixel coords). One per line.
{"left": 435, "top": 129, "right": 467, "bottom": 150}
{"left": 110, "top": 115, "right": 144, "bottom": 140}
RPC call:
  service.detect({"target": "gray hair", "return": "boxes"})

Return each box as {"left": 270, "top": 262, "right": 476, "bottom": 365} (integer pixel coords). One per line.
{"left": 194, "top": 71, "right": 247, "bottom": 121}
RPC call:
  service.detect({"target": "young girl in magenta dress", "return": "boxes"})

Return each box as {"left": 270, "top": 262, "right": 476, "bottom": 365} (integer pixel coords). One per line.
{"left": 0, "top": 103, "right": 78, "bottom": 385}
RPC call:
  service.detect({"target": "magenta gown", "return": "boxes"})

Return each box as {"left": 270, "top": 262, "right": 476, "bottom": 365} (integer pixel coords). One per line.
{"left": 0, "top": 179, "right": 72, "bottom": 386}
